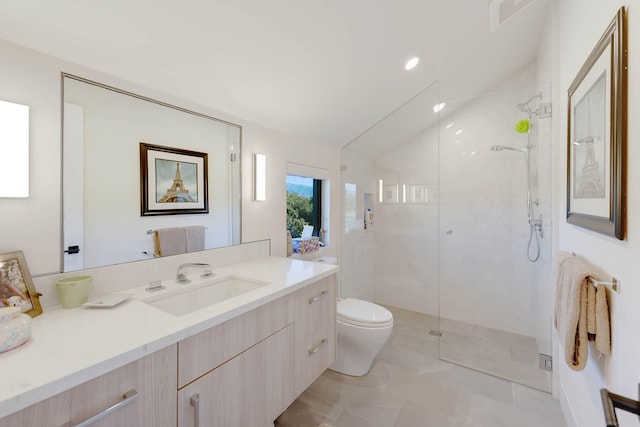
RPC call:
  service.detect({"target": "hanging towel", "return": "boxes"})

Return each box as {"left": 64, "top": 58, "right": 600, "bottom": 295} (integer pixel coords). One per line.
{"left": 185, "top": 226, "right": 205, "bottom": 253}
{"left": 154, "top": 227, "right": 187, "bottom": 256}
{"left": 553, "top": 252, "right": 594, "bottom": 371}
{"left": 595, "top": 284, "right": 611, "bottom": 354}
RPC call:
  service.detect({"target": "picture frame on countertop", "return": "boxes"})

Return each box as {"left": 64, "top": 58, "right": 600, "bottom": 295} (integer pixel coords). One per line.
{"left": 0, "top": 251, "right": 42, "bottom": 317}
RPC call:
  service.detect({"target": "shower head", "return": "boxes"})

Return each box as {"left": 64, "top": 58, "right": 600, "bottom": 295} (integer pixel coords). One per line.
{"left": 491, "top": 145, "right": 525, "bottom": 153}
{"left": 517, "top": 93, "right": 543, "bottom": 113}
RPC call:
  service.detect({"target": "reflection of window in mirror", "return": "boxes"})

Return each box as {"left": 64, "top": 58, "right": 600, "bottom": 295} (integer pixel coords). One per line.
{"left": 285, "top": 163, "right": 330, "bottom": 252}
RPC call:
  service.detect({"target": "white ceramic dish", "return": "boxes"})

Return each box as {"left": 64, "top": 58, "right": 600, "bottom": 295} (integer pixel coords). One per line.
{"left": 82, "top": 293, "right": 134, "bottom": 308}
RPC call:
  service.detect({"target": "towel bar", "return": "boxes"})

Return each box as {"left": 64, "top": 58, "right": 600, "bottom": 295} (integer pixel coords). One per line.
{"left": 588, "top": 277, "right": 619, "bottom": 293}
{"left": 600, "top": 386, "right": 640, "bottom": 426}
{"left": 147, "top": 227, "right": 208, "bottom": 235}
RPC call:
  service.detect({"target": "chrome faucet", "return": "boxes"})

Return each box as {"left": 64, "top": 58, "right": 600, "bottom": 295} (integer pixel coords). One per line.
{"left": 176, "top": 263, "right": 214, "bottom": 284}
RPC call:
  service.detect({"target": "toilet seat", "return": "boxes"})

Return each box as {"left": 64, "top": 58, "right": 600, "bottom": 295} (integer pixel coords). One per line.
{"left": 337, "top": 298, "right": 393, "bottom": 328}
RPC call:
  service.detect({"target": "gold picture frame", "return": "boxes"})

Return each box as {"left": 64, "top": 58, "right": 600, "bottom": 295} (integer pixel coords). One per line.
{"left": 566, "top": 6, "right": 627, "bottom": 239}
{"left": 0, "top": 251, "right": 42, "bottom": 317}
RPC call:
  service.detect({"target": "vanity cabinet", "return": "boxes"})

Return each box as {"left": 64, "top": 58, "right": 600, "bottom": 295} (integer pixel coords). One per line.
{"left": 0, "top": 272, "right": 337, "bottom": 427}
{"left": 293, "top": 275, "right": 337, "bottom": 397}
{"left": 177, "top": 273, "right": 336, "bottom": 426}
{"left": 0, "top": 344, "right": 177, "bottom": 427}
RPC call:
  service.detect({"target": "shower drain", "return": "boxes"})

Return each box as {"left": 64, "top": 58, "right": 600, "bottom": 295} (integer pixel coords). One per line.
{"left": 429, "top": 330, "right": 443, "bottom": 337}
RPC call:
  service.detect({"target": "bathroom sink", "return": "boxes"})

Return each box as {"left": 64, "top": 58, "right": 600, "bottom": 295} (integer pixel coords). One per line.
{"left": 142, "top": 275, "right": 270, "bottom": 316}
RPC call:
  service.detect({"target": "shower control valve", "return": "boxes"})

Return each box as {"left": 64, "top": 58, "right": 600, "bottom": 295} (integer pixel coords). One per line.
{"left": 529, "top": 215, "right": 543, "bottom": 238}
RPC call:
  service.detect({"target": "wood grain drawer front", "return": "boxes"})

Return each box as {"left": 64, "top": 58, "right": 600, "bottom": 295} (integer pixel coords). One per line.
{"left": 178, "top": 324, "right": 294, "bottom": 427}
{"left": 294, "top": 275, "right": 336, "bottom": 340}
{"left": 0, "top": 345, "right": 178, "bottom": 427}
{"left": 294, "top": 318, "right": 336, "bottom": 398}
{"left": 178, "top": 293, "right": 293, "bottom": 388}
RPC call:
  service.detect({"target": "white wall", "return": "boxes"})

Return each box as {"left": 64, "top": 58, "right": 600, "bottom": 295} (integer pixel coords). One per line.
{"left": 554, "top": 1, "right": 640, "bottom": 426}
{"left": 0, "top": 38, "right": 340, "bottom": 277}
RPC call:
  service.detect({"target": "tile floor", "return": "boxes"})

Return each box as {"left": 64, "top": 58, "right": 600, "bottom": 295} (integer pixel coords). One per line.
{"left": 439, "top": 315, "right": 552, "bottom": 392}
{"left": 276, "top": 305, "right": 566, "bottom": 427}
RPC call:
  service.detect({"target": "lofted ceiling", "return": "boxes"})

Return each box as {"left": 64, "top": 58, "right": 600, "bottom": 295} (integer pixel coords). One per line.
{"left": 0, "top": 0, "right": 550, "bottom": 148}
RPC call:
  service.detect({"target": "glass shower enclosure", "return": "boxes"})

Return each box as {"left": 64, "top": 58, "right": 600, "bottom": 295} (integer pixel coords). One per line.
{"left": 340, "top": 66, "right": 552, "bottom": 392}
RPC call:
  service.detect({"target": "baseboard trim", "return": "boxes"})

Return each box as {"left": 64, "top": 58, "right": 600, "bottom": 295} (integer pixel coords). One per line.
{"left": 559, "top": 384, "right": 578, "bottom": 427}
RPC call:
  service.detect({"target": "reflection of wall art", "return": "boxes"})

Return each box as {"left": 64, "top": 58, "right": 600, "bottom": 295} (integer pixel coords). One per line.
{"left": 409, "top": 185, "right": 427, "bottom": 204}
{"left": 140, "top": 143, "right": 209, "bottom": 216}
{"left": 382, "top": 185, "right": 398, "bottom": 204}
{"left": 407, "top": 184, "right": 439, "bottom": 204}
{"left": 0, "top": 251, "right": 42, "bottom": 317}
{"left": 566, "top": 6, "right": 626, "bottom": 240}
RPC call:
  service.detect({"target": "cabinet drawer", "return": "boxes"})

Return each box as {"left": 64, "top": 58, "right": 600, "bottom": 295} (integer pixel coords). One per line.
{"left": 0, "top": 345, "right": 178, "bottom": 427}
{"left": 178, "top": 293, "right": 293, "bottom": 388}
{"left": 294, "top": 275, "right": 336, "bottom": 340}
{"left": 294, "top": 317, "right": 336, "bottom": 397}
{"left": 178, "top": 324, "right": 294, "bottom": 427}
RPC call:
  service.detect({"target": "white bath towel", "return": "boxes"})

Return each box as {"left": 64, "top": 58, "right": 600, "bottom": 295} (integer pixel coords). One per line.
{"left": 185, "top": 226, "right": 205, "bottom": 253}
{"left": 154, "top": 227, "right": 187, "bottom": 256}
{"left": 553, "top": 252, "right": 594, "bottom": 371}
{"left": 595, "top": 284, "right": 611, "bottom": 354}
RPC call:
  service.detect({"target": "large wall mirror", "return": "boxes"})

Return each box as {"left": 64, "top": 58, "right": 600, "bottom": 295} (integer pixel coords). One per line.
{"left": 62, "top": 74, "right": 241, "bottom": 272}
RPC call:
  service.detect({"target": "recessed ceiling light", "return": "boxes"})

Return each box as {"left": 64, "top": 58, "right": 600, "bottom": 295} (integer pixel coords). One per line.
{"left": 405, "top": 57, "right": 420, "bottom": 71}
{"left": 432, "top": 103, "right": 446, "bottom": 113}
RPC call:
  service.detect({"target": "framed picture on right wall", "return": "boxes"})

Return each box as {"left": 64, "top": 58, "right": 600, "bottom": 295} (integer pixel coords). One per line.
{"left": 566, "top": 6, "right": 627, "bottom": 240}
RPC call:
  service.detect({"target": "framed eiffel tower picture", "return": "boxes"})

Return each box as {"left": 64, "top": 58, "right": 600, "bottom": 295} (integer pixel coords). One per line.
{"left": 140, "top": 142, "right": 209, "bottom": 216}
{"left": 567, "top": 6, "right": 627, "bottom": 240}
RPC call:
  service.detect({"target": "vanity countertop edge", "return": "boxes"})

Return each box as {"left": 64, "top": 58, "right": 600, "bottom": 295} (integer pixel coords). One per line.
{"left": 0, "top": 256, "right": 339, "bottom": 419}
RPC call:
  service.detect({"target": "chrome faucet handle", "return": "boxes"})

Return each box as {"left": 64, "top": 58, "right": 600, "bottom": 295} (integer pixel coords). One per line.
{"left": 201, "top": 269, "right": 215, "bottom": 278}
{"left": 176, "top": 273, "right": 190, "bottom": 284}
{"left": 176, "top": 263, "right": 213, "bottom": 284}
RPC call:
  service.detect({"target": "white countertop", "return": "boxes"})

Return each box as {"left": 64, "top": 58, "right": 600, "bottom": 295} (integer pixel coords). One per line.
{"left": 0, "top": 256, "right": 338, "bottom": 418}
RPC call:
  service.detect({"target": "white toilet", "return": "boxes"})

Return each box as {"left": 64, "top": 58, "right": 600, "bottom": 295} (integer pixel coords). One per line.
{"left": 329, "top": 298, "right": 393, "bottom": 376}
{"left": 311, "top": 257, "right": 393, "bottom": 377}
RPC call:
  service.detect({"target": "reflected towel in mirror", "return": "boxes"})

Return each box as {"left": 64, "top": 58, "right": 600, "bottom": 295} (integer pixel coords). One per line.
{"left": 154, "top": 227, "right": 187, "bottom": 256}
{"left": 185, "top": 226, "right": 205, "bottom": 253}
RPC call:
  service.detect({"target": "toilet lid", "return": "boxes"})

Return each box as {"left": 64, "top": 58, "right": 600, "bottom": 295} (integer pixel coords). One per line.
{"left": 337, "top": 298, "right": 393, "bottom": 324}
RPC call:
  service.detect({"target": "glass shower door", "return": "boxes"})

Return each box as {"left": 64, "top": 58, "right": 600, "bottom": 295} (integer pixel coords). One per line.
{"left": 437, "top": 76, "right": 552, "bottom": 392}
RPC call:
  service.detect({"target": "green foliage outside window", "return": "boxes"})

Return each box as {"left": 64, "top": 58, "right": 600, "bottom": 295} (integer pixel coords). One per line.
{"left": 286, "top": 192, "right": 313, "bottom": 237}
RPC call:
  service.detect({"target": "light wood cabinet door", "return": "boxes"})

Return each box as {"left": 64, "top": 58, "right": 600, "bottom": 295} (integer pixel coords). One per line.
{"left": 0, "top": 390, "right": 71, "bottom": 427}
{"left": 0, "top": 345, "right": 177, "bottom": 427}
{"left": 294, "top": 317, "right": 336, "bottom": 397}
{"left": 70, "top": 344, "right": 177, "bottom": 427}
{"left": 293, "top": 274, "right": 337, "bottom": 397}
{"left": 178, "top": 293, "right": 293, "bottom": 388}
{"left": 178, "top": 325, "right": 294, "bottom": 427}
{"left": 294, "top": 276, "right": 336, "bottom": 341}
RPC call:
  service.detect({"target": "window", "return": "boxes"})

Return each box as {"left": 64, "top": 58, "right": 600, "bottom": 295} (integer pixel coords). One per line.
{"left": 286, "top": 174, "right": 322, "bottom": 238}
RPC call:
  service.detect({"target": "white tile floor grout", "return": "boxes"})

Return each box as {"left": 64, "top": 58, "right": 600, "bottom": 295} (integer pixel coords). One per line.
{"left": 276, "top": 305, "right": 566, "bottom": 427}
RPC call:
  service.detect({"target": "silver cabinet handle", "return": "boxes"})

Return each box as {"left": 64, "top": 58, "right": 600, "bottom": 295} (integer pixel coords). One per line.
{"left": 308, "top": 290, "right": 329, "bottom": 304}
{"left": 308, "top": 339, "right": 328, "bottom": 356}
{"left": 190, "top": 393, "right": 200, "bottom": 427}
{"left": 64, "top": 389, "right": 139, "bottom": 427}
